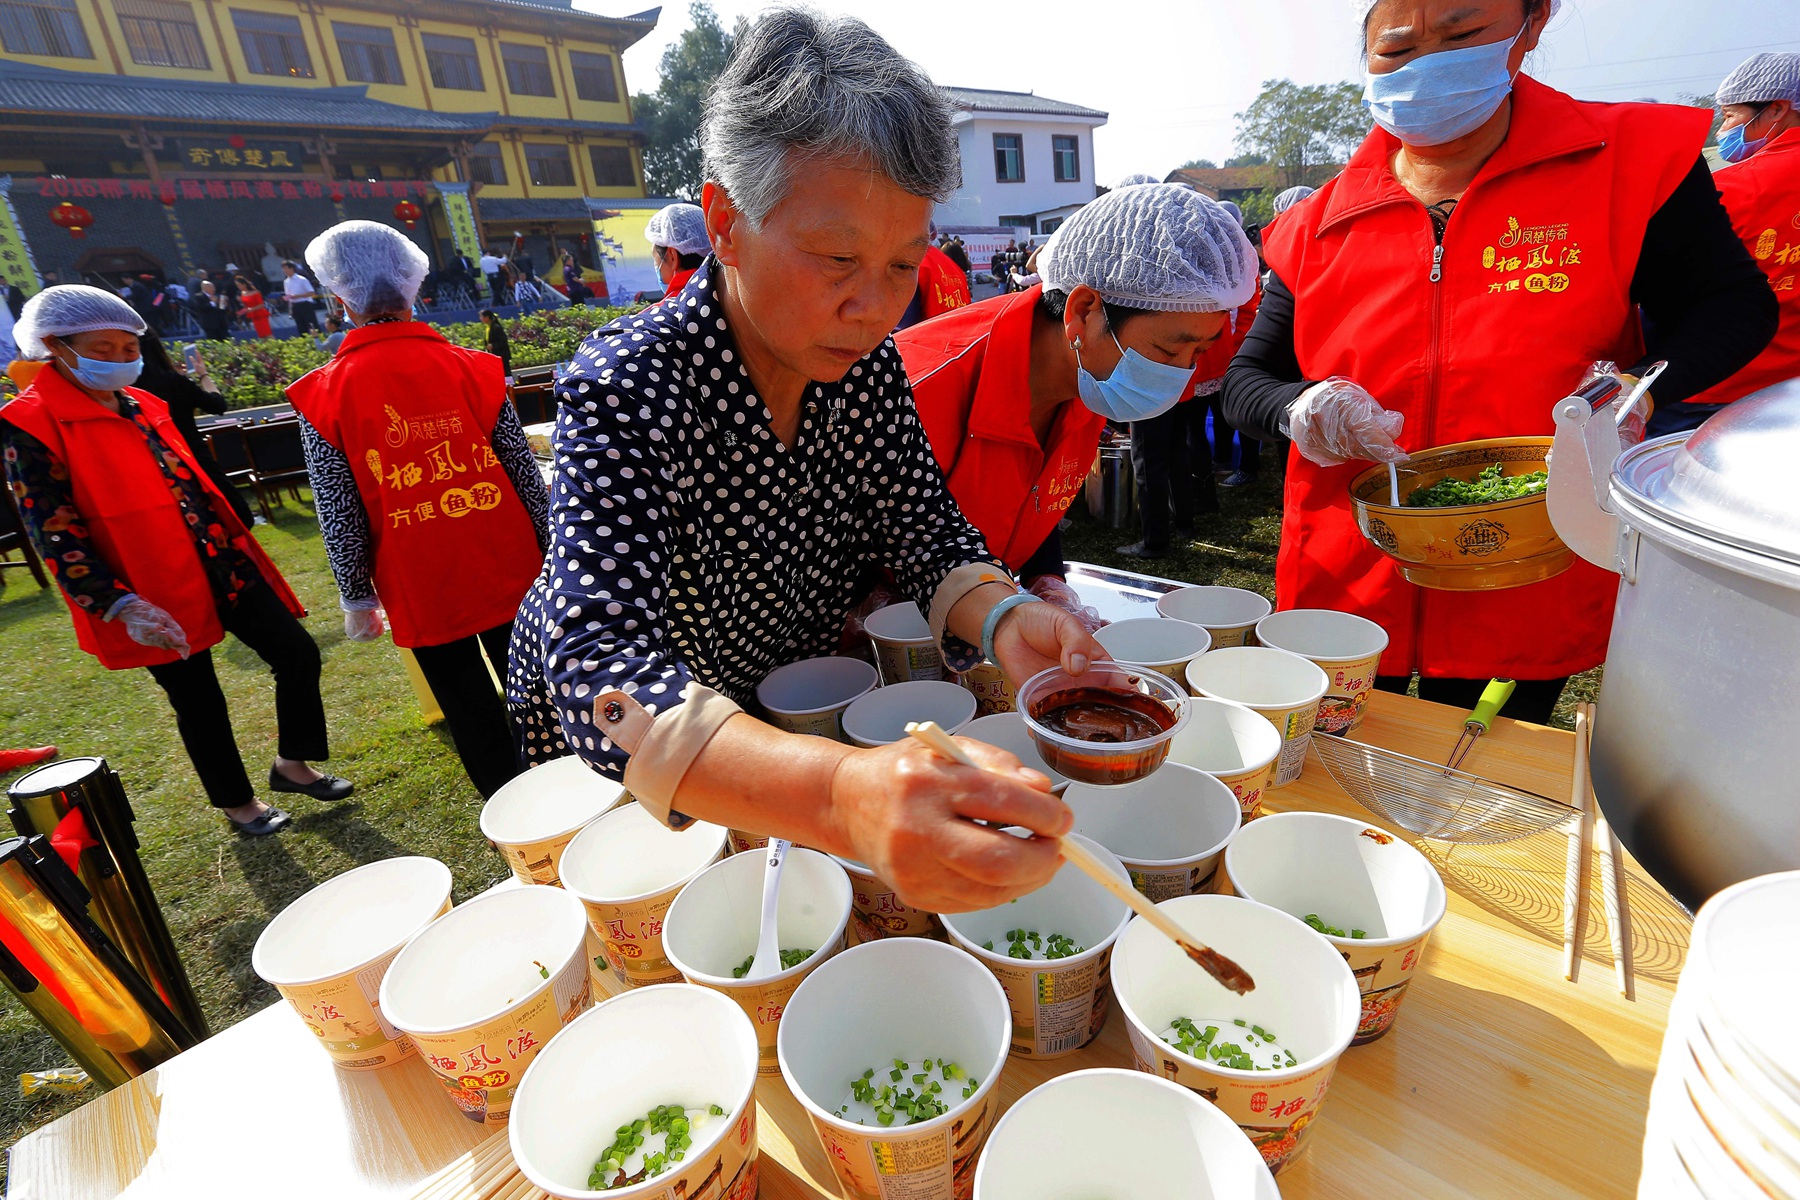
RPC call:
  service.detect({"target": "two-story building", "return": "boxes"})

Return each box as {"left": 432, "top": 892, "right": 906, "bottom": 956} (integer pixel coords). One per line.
{"left": 934, "top": 87, "right": 1106, "bottom": 238}
{"left": 0, "top": 0, "right": 657, "bottom": 296}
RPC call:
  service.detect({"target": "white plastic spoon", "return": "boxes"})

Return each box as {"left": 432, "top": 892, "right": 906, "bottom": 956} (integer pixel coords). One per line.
{"left": 745, "top": 837, "right": 791, "bottom": 981}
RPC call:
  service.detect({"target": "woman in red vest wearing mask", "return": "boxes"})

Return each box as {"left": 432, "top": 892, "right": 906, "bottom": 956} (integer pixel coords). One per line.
{"left": 899, "top": 185, "right": 1257, "bottom": 617}
{"left": 1223, "top": 0, "right": 1778, "bottom": 724}
{"left": 288, "top": 222, "right": 549, "bottom": 799}
{"left": 2, "top": 285, "right": 347, "bottom": 836}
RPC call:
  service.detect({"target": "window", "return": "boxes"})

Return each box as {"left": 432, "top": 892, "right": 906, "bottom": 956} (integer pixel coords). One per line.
{"left": 524, "top": 143, "right": 574, "bottom": 188}
{"left": 993, "top": 133, "right": 1023, "bottom": 183}
{"left": 467, "top": 141, "right": 506, "bottom": 186}
{"left": 232, "top": 9, "right": 311, "bottom": 77}
{"left": 334, "top": 21, "right": 401, "bottom": 86}
{"left": 501, "top": 41, "right": 554, "bottom": 97}
{"left": 0, "top": 0, "right": 92, "bottom": 58}
{"left": 998, "top": 215, "right": 1034, "bottom": 234}
{"left": 116, "top": 0, "right": 206, "bottom": 67}
{"left": 1052, "top": 134, "right": 1080, "bottom": 183}
{"left": 422, "top": 31, "right": 482, "bottom": 91}
{"left": 568, "top": 50, "right": 618, "bottom": 102}
{"left": 588, "top": 144, "right": 635, "bottom": 187}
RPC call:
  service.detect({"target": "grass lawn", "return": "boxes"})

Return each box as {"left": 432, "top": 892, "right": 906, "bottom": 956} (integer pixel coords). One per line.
{"left": 0, "top": 461, "right": 1595, "bottom": 1180}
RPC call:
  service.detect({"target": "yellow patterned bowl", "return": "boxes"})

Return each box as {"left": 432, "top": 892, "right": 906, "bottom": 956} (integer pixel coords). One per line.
{"left": 1349, "top": 437, "right": 1571, "bottom": 591}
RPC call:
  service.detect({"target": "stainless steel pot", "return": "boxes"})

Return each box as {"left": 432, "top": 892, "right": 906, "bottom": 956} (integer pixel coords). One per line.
{"left": 1556, "top": 379, "right": 1800, "bottom": 910}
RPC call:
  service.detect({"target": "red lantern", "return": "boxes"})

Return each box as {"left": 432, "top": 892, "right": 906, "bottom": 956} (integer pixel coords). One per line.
{"left": 329, "top": 187, "right": 344, "bottom": 204}
{"left": 227, "top": 134, "right": 246, "bottom": 150}
{"left": 392, "top": 199, "right": 422, "bottom": 230}
{"left": 50, "top": 202, "right": 93, "bottom": 239}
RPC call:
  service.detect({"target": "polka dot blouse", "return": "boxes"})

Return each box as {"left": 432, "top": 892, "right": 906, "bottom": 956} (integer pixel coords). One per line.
{"left": 506, "top": 259, "right": 998, "bottom": 776}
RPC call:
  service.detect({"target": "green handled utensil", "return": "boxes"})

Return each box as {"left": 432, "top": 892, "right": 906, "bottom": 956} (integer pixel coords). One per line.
{"left": 1446, "top": 678, "right": 1517, "bottom": 773}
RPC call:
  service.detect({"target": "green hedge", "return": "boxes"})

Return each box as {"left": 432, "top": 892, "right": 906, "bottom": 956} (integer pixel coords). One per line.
{"left": 183, "top": 306, "right": 630, "bottom": 409}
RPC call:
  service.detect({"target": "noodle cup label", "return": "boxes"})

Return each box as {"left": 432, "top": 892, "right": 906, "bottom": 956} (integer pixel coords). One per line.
{"left": 1264, "top": 700, "right": 1322, "bottom": 788}
{"left": 702, "top": 931, "right": 849, "bottom": 1076}
{"left": 874, "top": 639, "right": 947, "bottom": 686}
{"left": 728, "top": 829, "right": 770, "bottom": 855}
{"left": 1307, "top": 653, "right": 1383, "bottom": 737}
{"left": 1125, "top": 1028, "right": 1340, "bottom": 1177}
{"left": 982, "top": 949, "right": 1116, "bottom": 1059}
{"left": 1206, "top": 623, "right": 1259, "bottom": 649}
{"left": 580, "top": 891, "right": 685, "bottom": 987}
{"left": 957, "top": 661, "right": 1017, "bottom": 717}
{"left": 497, "top": 833, "right": 579, "bottom": 888}
{"left": 1127, "top": 863, "right": 1217, "bottom": 903}
{"left": 1213, "top": 761, "right": 1276, "bottom": 823}
{"left": 411, "top": 953, "right": 589, "bottom": 1129}
{"left": 812, "top": 1094, "right": 995, "bottom": 1200}
{"left": 768, "top": 705, "right": 853, "bottom": 741}
{"left": 837, "top": 859, "right": 945, "bottom": 943}
{"left": 1339, "top": 933, "right": 1431, "bottom": 1044}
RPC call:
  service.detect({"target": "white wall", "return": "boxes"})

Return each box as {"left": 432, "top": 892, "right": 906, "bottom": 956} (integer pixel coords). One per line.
{"left": 939, "top": 114, "right": 1101, "bottom": 231}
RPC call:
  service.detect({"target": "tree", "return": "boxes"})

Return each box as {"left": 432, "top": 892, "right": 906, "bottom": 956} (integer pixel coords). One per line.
{"left": 1224, "top": 152, "right": 1268, "bottom": 168}
{"left": 1233, "top": 79, "right": 1367, "bottom": 192}
{"left": 632, "top": 2, "right": 737, "bottom": 199}
{"left": 1679, "top": 92, "right": 1723, "bottom": 147}
{"left": 1181, "top": 158, "right": 1218, "bottom": 170}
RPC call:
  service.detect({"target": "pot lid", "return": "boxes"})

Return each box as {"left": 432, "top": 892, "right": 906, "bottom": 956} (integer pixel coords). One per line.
{"left": 1614, "top": 377, "right": 1800, "bottom": 566}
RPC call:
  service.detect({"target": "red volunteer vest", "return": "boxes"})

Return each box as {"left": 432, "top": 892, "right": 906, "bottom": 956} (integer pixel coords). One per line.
{"left": 285, "top": 322, "right": 543, "bottom": 649}
{"left": 662, "top": 267, "right": 696, "bottom": 299}
{"left": 1263, "top": 76, "right": 1709, "bottom": 679}
{"left": 0, "top": 370, "right": 304, "bottom": 670}
{"left": 897, "top": 286, "right": 1106, "bottom": 574}
{"left": 918, "top": 245, "right": 972, "bottom": 319}
{"left": 1687, "top": 127, "right": 1800, "bottom": 406}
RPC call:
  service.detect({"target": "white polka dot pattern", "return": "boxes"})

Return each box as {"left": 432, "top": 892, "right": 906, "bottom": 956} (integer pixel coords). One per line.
{"left": 505, "top": 260, "right": 997, "bottom": 777}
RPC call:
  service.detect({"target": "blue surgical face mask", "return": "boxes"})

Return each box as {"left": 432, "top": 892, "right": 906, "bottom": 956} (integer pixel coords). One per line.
{"left": 58, "top": 347, "right": 143, "bottom": 392}
{"left": 1363, "top": 21, "right": 1527, "bottom": 147}
{"left": 1718, "top": 110, "right": 1770, "bottom": 164}
{"left": 1075, "top": 328, "right": 1193, "bottom": 423}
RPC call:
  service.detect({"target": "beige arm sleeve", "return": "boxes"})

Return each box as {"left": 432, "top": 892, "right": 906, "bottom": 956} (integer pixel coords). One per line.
{"left": 593, "top": 682, "right": 745, "bottom": 829}
{"left": 926, "top": 561, "right": 1014, "bottom": 654}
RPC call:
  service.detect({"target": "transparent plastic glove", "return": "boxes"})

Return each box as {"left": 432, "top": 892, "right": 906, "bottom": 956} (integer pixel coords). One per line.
{"left": 1282, "top": 377, "right": 1409, "bottom": 468}
{"left": 1026, "top": 575, "right": 1107, "bottom": 633}
{"left": 107, "top": 594, "right": 190, "bottom": 659}
{"left": 1575, "top": 360, "right": 1649, "bottom": 449}
{"left": 341, "top": 595, "right": 386, "bottom": 643}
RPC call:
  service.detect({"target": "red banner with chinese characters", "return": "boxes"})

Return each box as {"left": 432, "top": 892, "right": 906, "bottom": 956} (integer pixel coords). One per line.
{"left": 29, "top": 177, "right": 435, "bottom": 202}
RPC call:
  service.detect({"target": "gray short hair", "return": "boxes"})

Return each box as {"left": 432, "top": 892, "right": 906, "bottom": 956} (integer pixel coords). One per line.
{"left": 701, "top": 8, "right": 960, "bottom": 228}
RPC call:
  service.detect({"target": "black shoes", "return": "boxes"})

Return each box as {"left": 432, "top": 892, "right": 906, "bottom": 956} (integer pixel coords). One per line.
{"left": 268, "top": 766, "right": 355, "bottom": 802}
{"left": 231, "top": 806, "right": 292, "bottom": 836}
{"left": 1221, "top": 470, "right": 1257, "bottom": 488}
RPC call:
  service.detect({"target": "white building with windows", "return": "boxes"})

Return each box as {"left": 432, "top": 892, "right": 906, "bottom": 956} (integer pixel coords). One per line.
{"left": 936, "top": 87, "right": 1106, "bottom": 236}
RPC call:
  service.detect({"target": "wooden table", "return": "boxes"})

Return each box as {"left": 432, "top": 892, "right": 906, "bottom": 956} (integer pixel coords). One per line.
{"left": 6, "top": 691, "right": 1691, "bottom": 1199}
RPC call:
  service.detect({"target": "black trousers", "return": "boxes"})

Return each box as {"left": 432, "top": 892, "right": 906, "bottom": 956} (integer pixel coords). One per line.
{"left": 410, "top": 621, "right": 523, "bottom": 800}
{"left": 1374, "top": 675, "right": 1570, "bottom": 727}
{"left": 487, "top": 274, "right": 506, "bottom": 307}
{"left": 1130, "top": 402, "right": 1217, "bottom": 551}
{"left": 145, "top": 585, "right": 328, "bottom": 810}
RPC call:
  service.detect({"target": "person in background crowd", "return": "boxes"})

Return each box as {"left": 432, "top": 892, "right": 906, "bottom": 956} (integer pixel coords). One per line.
{"left": 897, "top": 227, "right": 972, "bottom": 330}
{"left": 479, "top": 247, "right": 506, "bottom": 307}
{"left": 218, "top": 266, "right": 241, "bottom": 303}
{"left": 2, "top": 286, "right": 349, "bottom": 836}
{"left": 5, "top": 280, "right": 24, "bottom": 321}
{"left": 289, "top": 224, "right": 548, "bottom": 800}
{"left": 234, "top": 276, "right": 272, "bottom": 339}
{"left": 1199, "top": 202, "right": 1261, "bottom": 489}
{"left": 513, "top": 273, "right": 543, "bottom": 316}
{"left": 124, "top": 275, "right": 158, "bottom": 331}
{"left": 566, "top": 273, "right": 594, "bottom": 305}
{"left": 1680, "top": 53, "right": 1800, "bottom": 423}
{"left": 899, "top": 185, "right": 1256, "bottom": 594}
{"left": 509, "top": 9, "right": 1103, "bottom": 914}
{"left": 190, "top": 280, "right": 234, "bottom": 340}
{"left": 940, "top": 235, "right": 972, "bottom": 280}
{"left": 316, "top": 315, "right": 347, "bottom": 355}
{"left": 560, "top": 250, "right": 580, "bottom": 289}
{"left": 512, "top": 245, "right": 535, "bottom": 285}
{"left": 281, "top": 261, "right": 320, "bottom": 335}
{"left": 645, "top": 202, "right": 711, "bottom": 299}
{"left": 132, "top": 330, "right": 254, "bottom": 528}
{"left": 1271, "top": 185, "right": 1316, "bottom": 216}
{"left": 479, "top": 309, "right": 512, "bottom": 381}
{"left": 1223, "top": 0, "right": 1777, "bottom": 724}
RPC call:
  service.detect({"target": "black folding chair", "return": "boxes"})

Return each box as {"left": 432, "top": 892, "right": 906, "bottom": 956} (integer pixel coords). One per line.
{"left": 240, "top": 420, "right": 310, "bottom": 520}
{"left": 0, "top": 486, "right": 49, "bottom": 590}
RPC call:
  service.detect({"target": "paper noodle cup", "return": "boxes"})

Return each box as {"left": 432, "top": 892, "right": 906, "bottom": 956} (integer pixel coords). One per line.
{"left": 252, "top": 856, "right": 453, "bottom": 1071}
{"left": 1186, "top": 647, "right": 1328, "bottom": 789}
{"left": 778, "top": 939, "right": 1011, "bottom": 1200}
{"left": 833, "top": 854, "right": 945, "bottom": 943}
{"left": 842, "top": 680, "right": 976, "bottom": 748}
{"left": 663, "top": 847, "right": 853, "bottom": 1075}
{"left": 479, "top": 756, "right": 626, "bottom": 887}
{"left": 1094, "top": 618, "right": 1212, "bottom": 688}
{"left": 379, "top": 885, "right": 591, "bottom": 1127}
{"left": 1156, "top": 586, "right": 1272, "bottom": 649}
{"left": 1224, "top": 812, "right": 1446, "bottom": 1044}
{"left": 960, "top": 712, "right": 1069, "bottom": 793}
{"left": 866, "top": 601, "right": 948, "bottom": 684}
{"left": 757, "top": 655, "right": 879, "bottom": 742}
{"left": 1063, "top": 764, "right": 1240, "bottom": 901}
{"left": 1169, "top": 696, "right": 1284, "bottom": 822}
{"left": 1112, "top": 894, "right": 1359, "bottom": 1175}
{"left": 941, "top": 835, "right": 1132, "bottom": 1059}
{"left": 560, "top": 802, "right": 728, "bottom": 988}
{"left": 1254, "top": 609, "right": 1390, "bottom": 735}
{"left": 508, "top": 985, "right": 760, "bottom": 1200}
{"left": 974, "top": 1068, "right": 1280, "bottom": 1200}
{"left": 727, "top": 830, "right": 769, "bottom": 854}
{"left": 957, "top": 660, "right": 1017, "bottom": 716}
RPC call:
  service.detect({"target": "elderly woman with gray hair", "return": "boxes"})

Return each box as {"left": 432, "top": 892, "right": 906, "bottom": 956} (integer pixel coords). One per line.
{"left": 507, "top": 9, "right": 1103, "bottom": 914}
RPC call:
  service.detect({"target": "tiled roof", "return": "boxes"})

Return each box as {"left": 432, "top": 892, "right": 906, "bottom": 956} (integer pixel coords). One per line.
{"left": 943, "top": 87, "right": 1107, "bottom": 121}
{"left": 0, "top": 61, "right": 493, "bottom": 132}
{"left": 477, "top": 197, "right": 594, "bottom": 220}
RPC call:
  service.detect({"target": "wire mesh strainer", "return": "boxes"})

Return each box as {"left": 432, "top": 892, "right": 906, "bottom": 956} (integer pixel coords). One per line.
{"left": 1310, "top": 735, "right": 1579, "bottom": 845}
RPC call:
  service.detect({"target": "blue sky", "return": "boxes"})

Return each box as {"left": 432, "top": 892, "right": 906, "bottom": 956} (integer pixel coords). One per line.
{"left": 593, "top": 0, "right": 1799, "bottom": 178}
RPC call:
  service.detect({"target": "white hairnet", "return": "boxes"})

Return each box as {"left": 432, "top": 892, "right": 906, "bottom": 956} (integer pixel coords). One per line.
{"left": 1110, "top": 172, "right": 1161, "bottom": 189}
{"left": 1038, "top": 185, "right": 1258, "bottom": 314}
{"left": 1717, "top": 53, "right": 1800, "bottom": 107}
{"left": 304, "top": 220, "right": 428, "bottom": 314}
{"left": 1352, "top": 0, "right": 1558, "bottom": 26}
{"left": 1273, "top": 185, "right": 1316, "bottom": 214}
{"left": 645, "top": 203, "right": 711, "bottom": 257}
{"left": 12, "top": 284, "right": 145, "bottom": 360}
{"left": 1218, "top": 199, "right": 1244, "bottom": 227}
